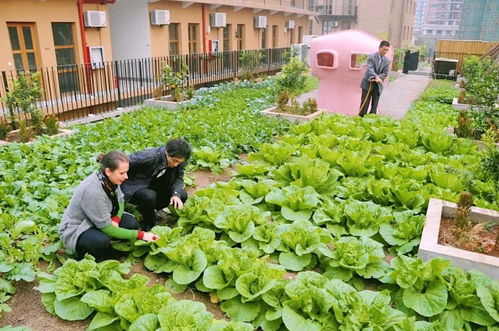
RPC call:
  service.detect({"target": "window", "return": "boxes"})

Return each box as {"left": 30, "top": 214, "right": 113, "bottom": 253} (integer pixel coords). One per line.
{"left": 52, "top": 23, "right": 79, "bottom": 94}
{"left": 350, "top": 53, "right": 368, "bottom": 69}
{"left": 223, "top": 24, "right": 231, "bottom": 51}
{"left": 188, "top": 23, "right": 199, "bottom": 54}
{"left": 272, "top": 25, "right": 278, "bottom": 48}
{"left": 169, "top": 23, "right": 180, "bottom": 55}
{"left": 261, "top": 28, "right": 267, "bottom": 49}
{"left": 298, "top": 26, "right": 303, "bottom": 43}
{"left": 8, "top": 23, "right": 41, "bottom": 71}
{"left": 236, "top": 24, "right": 244, "bottom": 50}
{"left": 289, "top": 28, "right": 294, "bottom": 46}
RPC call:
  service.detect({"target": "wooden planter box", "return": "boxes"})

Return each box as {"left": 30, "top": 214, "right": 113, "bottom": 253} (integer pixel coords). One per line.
{"left": 452, "top": 97, "right": 470, "bottom": 110}
{"left": 261, "top": 106, "right": 326, "bottom": 123}
{"left": 0, "top": 128, "right": 75, "bottom": 146}
{"left": 143, "top": 96, "right": 187, "bottom": 110}
{"left": 418, "top": 198, "right": 499, "bottom": 279}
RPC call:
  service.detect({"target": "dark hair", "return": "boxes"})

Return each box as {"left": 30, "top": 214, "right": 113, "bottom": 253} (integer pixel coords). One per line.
{"left": 96, "top": 151, "right": 129, "bottom": 171}
{"left": 379, "top": 40, "right": 390, "bottom": 48}
{"left": 166, "top": 138, "right": 191, "bottom": 160}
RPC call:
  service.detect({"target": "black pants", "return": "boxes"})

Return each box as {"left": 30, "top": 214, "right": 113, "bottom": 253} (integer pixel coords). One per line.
{"left": 359, "top": 83, "right": 380, "bottom": 116}
{"left": 75, "top": 213, "right": 139, "bottom": 261}
{"left": 129, "top": 187, "right": 187, "bottom": 229}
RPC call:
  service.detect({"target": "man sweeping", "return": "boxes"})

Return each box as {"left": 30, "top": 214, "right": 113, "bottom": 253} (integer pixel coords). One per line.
{"left": 358, "top": 40, "right": 391, "bottom": 116}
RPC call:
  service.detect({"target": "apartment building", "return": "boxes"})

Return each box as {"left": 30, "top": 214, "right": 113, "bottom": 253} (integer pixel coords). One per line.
{"left": 313, "top": 0, "right": 416, "bottom": 48}
{"left": 0, "top": 0, "right": 313, "bottom": 72}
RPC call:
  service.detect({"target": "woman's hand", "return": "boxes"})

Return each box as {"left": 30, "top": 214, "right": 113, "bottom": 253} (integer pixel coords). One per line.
{"left": 142, "top": 231, "right": 159, "bottom": 242}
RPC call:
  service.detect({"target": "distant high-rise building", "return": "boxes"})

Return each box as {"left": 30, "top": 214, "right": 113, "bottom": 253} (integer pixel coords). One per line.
{"left": 420, "top": 0, "right": 462, "bottom": 39}
{"left": 458, "top": 0, "right": 499, "bottom": 41}
{"left": 414, "top": 0, "right": 426, "bottom": 34}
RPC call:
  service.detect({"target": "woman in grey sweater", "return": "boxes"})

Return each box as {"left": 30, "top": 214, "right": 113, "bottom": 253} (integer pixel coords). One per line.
{"left": 59, "top": 151, "right": 159, "bottom": 260}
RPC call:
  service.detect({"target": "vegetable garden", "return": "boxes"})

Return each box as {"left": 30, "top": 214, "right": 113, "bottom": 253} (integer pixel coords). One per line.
{"left": 0, "top": 70, "right": 498, "bottom": 330}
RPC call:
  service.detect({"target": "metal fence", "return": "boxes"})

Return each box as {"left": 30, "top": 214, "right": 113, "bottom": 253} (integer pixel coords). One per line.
{"left": 0, "top": 47, "right": 290, "bottom": 124}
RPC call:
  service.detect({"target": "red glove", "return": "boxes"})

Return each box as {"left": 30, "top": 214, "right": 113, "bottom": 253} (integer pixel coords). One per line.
{"left": 111, "top": 216, "right": 121, "bottom": 224}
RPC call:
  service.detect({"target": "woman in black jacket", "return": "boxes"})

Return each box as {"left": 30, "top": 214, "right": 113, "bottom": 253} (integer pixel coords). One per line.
{"left": 121, "top": 139, "right": 191, "bottom": 230}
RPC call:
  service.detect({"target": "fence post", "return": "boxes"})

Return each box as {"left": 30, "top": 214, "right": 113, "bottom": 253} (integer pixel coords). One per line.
{"left": 114, "top": 61, "right": 122, "bottom": 108}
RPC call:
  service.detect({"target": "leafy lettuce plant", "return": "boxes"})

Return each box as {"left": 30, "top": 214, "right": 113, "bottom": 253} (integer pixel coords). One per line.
{"left": 379, "top": 211, "right": 424, "bottom": 254}
{"left": 343, "top": 199, "right": 393, "bottom": 237}
{"left": 390, "top": 256, "right": 450, "bottom": 317}
{"left": 214, "top": 205, "right": 270, "bottom": 243}
{"left": 325, "top": 236, "right": 388, "bottom": 281}
{"left": 275, "top": 220, "right": 330, "bottom": 271}
{"left": 265, "top": 185, "right": 320, "bottom": 222}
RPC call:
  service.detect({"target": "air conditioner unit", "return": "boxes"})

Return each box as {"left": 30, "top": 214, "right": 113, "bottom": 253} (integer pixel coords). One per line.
{"left": 84, "top": 11, "right": 107, "bottom": 28}
{"left": 285, "top": 20, "right": 295, "bottom": 29}
{"left": 331, "top": 21, "right": 339, "bottom": 27}
{"left": 150, "top": 10, "right": 170, "bottom": 26}
{"left": 210, "top": 13, "right": 226, "bottom": 27}
{"left": 254, "top": 16, "right": 267, "bottom": 29}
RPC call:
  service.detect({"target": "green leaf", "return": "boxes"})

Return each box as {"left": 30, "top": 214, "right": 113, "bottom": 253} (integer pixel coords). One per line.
{"left": 54, "top": 297, "right": 94, "bottom": 321}
{"left": 279, "top": 252, "right": 312, "bottom": 272}
{"left": 88, "top": 312, "right": 119, "bottom": 330}
{"left": 129, "top": 313, "right": 158, "bottom": 331}
{"left": 402, "top": 279, "right": 448, "bottom": 317}
{"left": 172, "top": 248, "right": 207, "bottom": 285}
{"left": 221, "top": 298, "right": 261, "bottom": 322}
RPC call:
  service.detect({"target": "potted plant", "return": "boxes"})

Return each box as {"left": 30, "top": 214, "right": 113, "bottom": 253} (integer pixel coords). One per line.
{"left": 144, "top": 60, "right": 191, "bottom": 110}
{"left": 261, "top": 92, "right": 326, "bottom": 123}
{"left": 261, "top": 58, "right": 325, "bottom": 122}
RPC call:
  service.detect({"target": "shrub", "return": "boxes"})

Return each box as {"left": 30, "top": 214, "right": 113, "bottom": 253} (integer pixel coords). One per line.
{"left": 43, "top": 115, "right": 60, "bottom": 136}
{"left": 18, "top": 120, "right": 33, "bottom": 143}
{"left": 3, "top": 72, "right": 42, "bottom": 129}
{"left": 0, "top": 123, "right": 8, "bottom": 140}
{"left": 275, "top": 57, "right": 308, "bottom": 95}
{"left": 159, "top": 60, "right": 189, "bottom": 102}
{"left": 31, "top": 109, "right": 45, "bottom": 135}
{"left": 240, "top": 50, "right": 265, "bottom": 81}
{"left": 462, "top": 56, "right": 499, "bottom": 137}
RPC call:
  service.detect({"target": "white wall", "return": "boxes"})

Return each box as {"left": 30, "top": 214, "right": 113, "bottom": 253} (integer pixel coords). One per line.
{"left": 108, "top": 0, "right": 151, "bottom": 60}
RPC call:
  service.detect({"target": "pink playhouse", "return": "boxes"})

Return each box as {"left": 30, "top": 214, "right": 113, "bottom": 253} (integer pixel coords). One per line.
{"left": 310, "top": 29, "right": 394, "bottom": 116}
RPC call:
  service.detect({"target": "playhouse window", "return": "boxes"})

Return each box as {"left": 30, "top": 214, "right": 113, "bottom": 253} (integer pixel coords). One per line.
{"left": 317, "top": 52, "right": 336, "bottom": 68}
{"left": 350, "top": 53, "right": 368, "bottom": 70}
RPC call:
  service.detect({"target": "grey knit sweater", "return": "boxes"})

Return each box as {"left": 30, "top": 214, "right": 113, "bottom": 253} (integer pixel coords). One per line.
{"left": 58, "top": 172, "right": 124, "bottom": 255}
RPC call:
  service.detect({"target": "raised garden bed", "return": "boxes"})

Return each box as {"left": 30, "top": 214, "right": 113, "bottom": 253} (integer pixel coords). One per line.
{"left": 418, "top": 198, "right": 499, "bottom": 279}
{"left": 0, "top": 128, "right": 75, "bottom": 146}
{"left": 261, "top": 106, "right": 326, "bottom": 123}
{"left": 143, "top": 95, "right": 188, "bottom": 110}
{"left": 452, "top": 97, "right": 470, "bottom": 110}
{"left": 446, "top": 126, "right": 499, "bottom": 150}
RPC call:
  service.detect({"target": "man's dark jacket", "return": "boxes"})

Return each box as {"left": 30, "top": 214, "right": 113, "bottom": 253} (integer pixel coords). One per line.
{"left": 121, "top": 146, "right": 186, "bottom": 202}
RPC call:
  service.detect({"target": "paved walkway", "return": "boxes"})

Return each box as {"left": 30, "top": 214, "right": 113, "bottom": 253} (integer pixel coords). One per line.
{"left": 297, "top": 73, "right": 431, "bottom": 121}
{"left": 378, "top": 74, "right": 431, "bottom": 120}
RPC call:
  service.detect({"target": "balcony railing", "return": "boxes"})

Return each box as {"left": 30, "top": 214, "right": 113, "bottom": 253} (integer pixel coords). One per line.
{"left": 0, "top": 48, "right": 290, "bottom": 125}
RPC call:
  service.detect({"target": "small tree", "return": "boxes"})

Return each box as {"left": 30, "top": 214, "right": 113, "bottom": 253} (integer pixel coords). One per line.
{"left": 156, "top": 61, "right": 189, "bottom": 102}
{"left": 4, "top": 72, "right": 42, "bottom": 130}
{"left": 240, "top": 50, "right": 265, "bottom": 81}
{"left": 275, "top": 57, "right": 308, "bottom": 95}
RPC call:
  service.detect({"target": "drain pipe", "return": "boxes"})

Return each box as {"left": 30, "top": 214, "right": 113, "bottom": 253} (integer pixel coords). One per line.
{"left": 201, "top": 3, "right": 207, "bottom": 53}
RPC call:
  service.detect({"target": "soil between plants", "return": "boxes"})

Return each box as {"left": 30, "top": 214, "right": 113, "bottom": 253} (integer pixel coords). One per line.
{"left": 438, "top": 218, "right": 499, "bottom": 257}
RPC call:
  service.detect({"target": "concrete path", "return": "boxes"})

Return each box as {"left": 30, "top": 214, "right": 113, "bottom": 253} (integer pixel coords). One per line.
{"left": 297, "top": 73, "right": 431, "bottom": 121}
{"left": 378, "top": 74, "right": 431, "bottom": 120}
